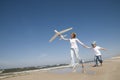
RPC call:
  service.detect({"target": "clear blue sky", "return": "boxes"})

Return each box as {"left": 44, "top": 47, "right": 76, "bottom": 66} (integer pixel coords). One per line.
{"left": 0, "top": 0, "right": 120, "bottom": 68}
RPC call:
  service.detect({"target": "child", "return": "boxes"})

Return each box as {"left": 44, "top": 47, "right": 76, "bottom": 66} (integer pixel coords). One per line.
{"left": 91, "top": 41, "right": 106, "bottom": 67}
{"left": 60, "top": 33, "right": 89, "bottom": 70}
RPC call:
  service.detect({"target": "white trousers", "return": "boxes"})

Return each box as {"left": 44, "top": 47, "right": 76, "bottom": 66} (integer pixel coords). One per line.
{"left": 70, "top": 48, "right": 81, "bottom": 66}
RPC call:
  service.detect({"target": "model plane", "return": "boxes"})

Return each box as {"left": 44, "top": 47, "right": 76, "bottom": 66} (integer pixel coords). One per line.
{"left": 49, "top": 27, "right": 72, "bottom": 42}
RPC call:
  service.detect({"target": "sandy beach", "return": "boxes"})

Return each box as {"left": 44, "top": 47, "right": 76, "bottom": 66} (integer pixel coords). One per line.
{"left": 1, "top": 56, "right": 120, "bottom": 80}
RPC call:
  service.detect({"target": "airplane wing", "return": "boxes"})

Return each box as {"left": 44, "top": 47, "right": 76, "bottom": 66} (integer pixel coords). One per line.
{"left": 49, "top": 34, "right": 58, "bottom": 42}
{"left": 59, "top": 27, "right": 72, "bottom": 34}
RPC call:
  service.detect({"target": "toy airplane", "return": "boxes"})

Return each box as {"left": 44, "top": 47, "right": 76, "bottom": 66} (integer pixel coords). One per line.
{"left": 49, "top": 27, "right": 72, "bottom": 42}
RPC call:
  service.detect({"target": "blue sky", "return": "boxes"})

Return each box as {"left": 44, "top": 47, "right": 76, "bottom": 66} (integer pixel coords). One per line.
{"left": 0, "top": 0, "right": 120, "bottom": 68}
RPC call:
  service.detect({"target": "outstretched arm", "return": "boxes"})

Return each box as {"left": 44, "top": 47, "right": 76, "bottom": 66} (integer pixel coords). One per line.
{"left": 100, "top": 47, "right": 107, "bottom": 50}
{"left": 59, "top": 35, "right": 69, "bottom": 41}
{"left": 76, "top": 39, "right": 90, "bottom": 48}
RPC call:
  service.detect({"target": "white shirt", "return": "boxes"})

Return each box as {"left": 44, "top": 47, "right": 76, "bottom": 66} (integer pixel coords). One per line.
{"left": 70, "top": 38, "right": 78, "bottom": 48}
{"left": 60, "top": 35, "right": 87, "bottom": 49}
{"left": 70, "top": 38, "right": 85, "bottom": 49}
{"left": 93, "top": 46, "right": 102, "bottom": 56}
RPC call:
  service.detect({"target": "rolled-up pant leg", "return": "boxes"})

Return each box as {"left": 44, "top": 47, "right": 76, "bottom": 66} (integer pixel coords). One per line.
{"left": 95, "top": 56, "right": 99, "bottom": 66}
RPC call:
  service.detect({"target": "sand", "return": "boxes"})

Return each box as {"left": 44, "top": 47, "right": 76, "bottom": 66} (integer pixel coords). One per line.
{"left": 1, "top": 57, "right": 120, "bottom": 80}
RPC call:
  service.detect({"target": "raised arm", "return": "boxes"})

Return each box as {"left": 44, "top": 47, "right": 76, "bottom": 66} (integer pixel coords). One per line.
{"left": 59, "top": 35, "right": 69, "bottom": 41}
{"left": 76, "top": 38, "right": 90, "bottom": 48}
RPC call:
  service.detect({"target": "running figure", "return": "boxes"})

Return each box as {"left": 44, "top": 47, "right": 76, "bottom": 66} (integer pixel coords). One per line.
{"left": 60, "top": 33, "right": 89, "bottom": 71}
{"left": 91, "top": 41, "right": 106, "bottom": 67}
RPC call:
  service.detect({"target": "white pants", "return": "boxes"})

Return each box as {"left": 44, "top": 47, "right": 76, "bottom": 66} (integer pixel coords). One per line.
{"left": 70, "top": 48, "right": 81, "bottom": 66}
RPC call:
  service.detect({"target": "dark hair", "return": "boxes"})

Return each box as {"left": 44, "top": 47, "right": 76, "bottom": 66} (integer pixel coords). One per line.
{"left": 71, "top": 33, "right": 76, "bottom": 38}
{"left": 91, "top": 43, "right": 96, "bottom": 47}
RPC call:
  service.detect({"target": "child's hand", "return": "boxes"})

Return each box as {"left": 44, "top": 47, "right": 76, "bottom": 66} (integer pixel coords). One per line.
{"left": 85, "top": 46, "right": 91, "bottom": 48}
{"left": 101, "top": 48, "right": 107, "bottom": 51}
